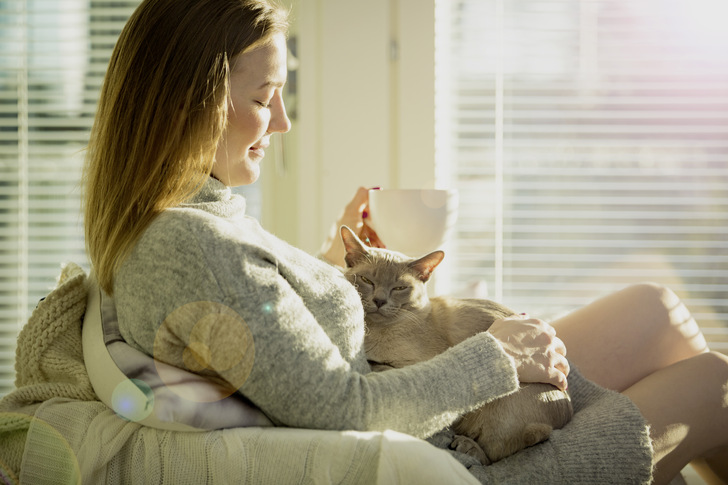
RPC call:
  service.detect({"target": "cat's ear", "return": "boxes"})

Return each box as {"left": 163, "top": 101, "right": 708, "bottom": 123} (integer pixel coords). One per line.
{"left": 340, "top": 225, "right": 369, "bottom": 267}
{"left": 409, "top": 251, "right": 445, "bottom": 282}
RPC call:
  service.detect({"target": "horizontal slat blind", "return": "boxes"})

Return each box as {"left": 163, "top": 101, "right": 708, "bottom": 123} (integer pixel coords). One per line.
{"left": 0, "top": 1, "right": 263, "bottom": 398}
{"left": 436, "top": 0, "right": 728, "bottom": 351}
{"left": 0, "top": 0, "right": 141, "bottom": 397}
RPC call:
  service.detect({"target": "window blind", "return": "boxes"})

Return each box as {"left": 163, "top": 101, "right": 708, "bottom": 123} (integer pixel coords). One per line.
{"left": 436, "top": 0, "right": 728, "bottom": 352}
{"left": 0, "top": 0, "right": 141, "bottom": 397}
{"left": 0, "top": 1, "right": 265, "bottom": 398}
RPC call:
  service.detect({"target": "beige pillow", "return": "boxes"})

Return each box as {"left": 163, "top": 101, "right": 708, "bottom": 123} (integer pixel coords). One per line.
{"left": 82, "top": 277, "right": 273, "bottom": 431}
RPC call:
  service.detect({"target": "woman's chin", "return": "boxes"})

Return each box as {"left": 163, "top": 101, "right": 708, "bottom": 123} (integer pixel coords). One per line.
{"left": 218, "top": 167, "right": 260, "bottom": 187}
{"left": 210, "top": 153, "right": 263, "bottom": 186}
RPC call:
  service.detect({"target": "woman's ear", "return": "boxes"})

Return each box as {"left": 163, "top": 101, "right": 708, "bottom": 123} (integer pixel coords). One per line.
{"left": 340, "top": 225, "right": 368, "bottom": 268}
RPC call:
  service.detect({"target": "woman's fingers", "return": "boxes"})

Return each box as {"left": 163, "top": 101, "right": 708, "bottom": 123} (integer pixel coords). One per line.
{"left": 540, "top": 336, "right": 570, "bottom": 391}
{"left": 554, "top": 335, "right": 567, "bottom": 357}
{"left": 352, "top": 186, "right": 385, "bottom": 248}
{"left": 341, "top": 187, "right": 386, "bottom": 248}
{"left": 551, "top": 346, "right": 571, "bottom": 391}
{"left": 318, "top": 186, "right": 383, "bottom": 265}
{"left": 489, "top": 317, "right": 570, "bottom": 391}
{"left": 359, "top": 223, "right": 386, "bottom": 248}
{"left": 340, "top": 186, "right": 369, "bottom": 230}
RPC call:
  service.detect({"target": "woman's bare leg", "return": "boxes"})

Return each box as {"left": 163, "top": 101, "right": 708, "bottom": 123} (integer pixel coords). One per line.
{"left": 623, "top": 352, "right": 728, "bottom": 485}
{"left": 551, "top": 283, "right": 727, "bottom": 483}
{"left": 691, "top": 452, "right": 728, "bottom": 485}
{"left": 551, "top": 282, "right": 709, "bottom": 392}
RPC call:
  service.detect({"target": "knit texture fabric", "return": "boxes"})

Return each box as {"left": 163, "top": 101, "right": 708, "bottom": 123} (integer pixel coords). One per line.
{"left": 0, "top": 262, "right": 94, "bottom": 484}
{"left": 429, "top": 367, "right": 655, "bottom": 484}
{"left": 0, "top": 178, "right": 654, "bottom": 483}
{"left": 0, "top": 263, "right": 480, "bottom": 485}
{"left": 114, "top": 176, "right": 520, "bottom": 438}
{"left": 7, "top": 262, "right": 96, "bottom": 405}
{"left": 111, "top": 176, "right": 652, "bottom": 483}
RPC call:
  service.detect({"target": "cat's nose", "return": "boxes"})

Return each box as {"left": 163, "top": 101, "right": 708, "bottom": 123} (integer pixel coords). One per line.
{"left": 373, "top": 298, "right": 387, "bottom": 308}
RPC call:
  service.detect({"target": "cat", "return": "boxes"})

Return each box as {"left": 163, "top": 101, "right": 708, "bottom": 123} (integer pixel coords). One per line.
{"left": 340, "top": 225, "right": 573, "bottom": 465}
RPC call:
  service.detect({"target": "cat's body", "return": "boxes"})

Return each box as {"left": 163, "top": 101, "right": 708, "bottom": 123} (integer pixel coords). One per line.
{"left": 340, "top": 225, "right": 573, "bottom": 464}
{"left": 362, "top": 295, "right": 513, "bottom": 369}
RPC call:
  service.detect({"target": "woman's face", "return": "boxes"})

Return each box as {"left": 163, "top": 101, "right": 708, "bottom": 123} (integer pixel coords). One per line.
{"left": 212, "top": 33, "right": 291, "bottom": 187}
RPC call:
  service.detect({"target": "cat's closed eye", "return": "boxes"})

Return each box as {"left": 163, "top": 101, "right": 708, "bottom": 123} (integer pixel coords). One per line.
{"left": 357, "top": 275, "right": 374, "bottom": 286}
{"left": 392, "top": 286, "right": 409, "bottom": 291}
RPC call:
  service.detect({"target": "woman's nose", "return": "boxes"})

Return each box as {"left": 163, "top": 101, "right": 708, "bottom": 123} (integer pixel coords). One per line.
{"left": 269, "top": 93, "right": 291, "bottom": 134}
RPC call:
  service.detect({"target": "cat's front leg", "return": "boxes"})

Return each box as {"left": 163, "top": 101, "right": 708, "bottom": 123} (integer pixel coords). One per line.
{"left": 450, "top": 434, "right": 491, "bottom": 465}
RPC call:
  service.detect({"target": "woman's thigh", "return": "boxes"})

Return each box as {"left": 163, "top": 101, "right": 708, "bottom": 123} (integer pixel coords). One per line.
{"left": 622, "top": 351, "right": 728, "bottom": 485}
{"left": 551, "top": 283, "right": 709, "bottom": 391}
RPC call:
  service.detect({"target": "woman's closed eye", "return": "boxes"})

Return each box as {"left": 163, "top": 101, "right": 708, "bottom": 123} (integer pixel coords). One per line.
{"left": 255, "top": 100, "right": 271, "bottom": 108}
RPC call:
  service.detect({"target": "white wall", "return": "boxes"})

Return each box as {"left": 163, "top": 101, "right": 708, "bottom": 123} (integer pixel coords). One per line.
{"left": 262, "top": 0, "right": 437, "bottom": 254}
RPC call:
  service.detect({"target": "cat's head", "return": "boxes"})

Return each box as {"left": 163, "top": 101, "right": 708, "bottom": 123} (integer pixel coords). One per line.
{"left": 340, "top": 225, "right": 444, "bottom": 325}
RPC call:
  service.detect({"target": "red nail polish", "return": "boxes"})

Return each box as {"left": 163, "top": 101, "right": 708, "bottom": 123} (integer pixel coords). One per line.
{"left": 362, "top": 210, "right": 368, "bottom": 219}
{"left": 369, "top": 186, "right": 381, "bottom": 190}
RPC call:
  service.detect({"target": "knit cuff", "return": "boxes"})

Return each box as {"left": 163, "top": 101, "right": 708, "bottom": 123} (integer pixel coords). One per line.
{"left": 448, "top": 332, "right": 520, "bottom": 409}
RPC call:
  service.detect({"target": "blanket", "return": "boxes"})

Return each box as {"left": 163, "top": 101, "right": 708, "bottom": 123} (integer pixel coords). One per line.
{"left": 0, "top": 262, "right": 93, "bottom": 483}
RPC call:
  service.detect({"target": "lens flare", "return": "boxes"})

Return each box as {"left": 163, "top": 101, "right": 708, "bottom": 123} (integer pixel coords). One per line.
{"left": 0, "top": 412, "right": 80, "bottom": 483}
{"left": 111, "top": 378, "right": 154, "bottom": 422}
{"left": 153, "top": 301, "right": 255, "bottom": 402}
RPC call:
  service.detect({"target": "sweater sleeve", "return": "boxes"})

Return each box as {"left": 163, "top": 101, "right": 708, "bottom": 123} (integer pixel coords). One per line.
{"left": 225, "top": 272, "right": 518, "bottom": 438}
{"left": 115, "top": 212, "right": 519, "bottom": 439}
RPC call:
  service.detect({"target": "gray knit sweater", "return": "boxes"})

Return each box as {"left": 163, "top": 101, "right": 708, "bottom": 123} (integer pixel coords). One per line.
{"left": 115, "top": 177, "right": 653, "bottom": 483}
{"left": 115, "top": 178, "right": 519, "bottom": 437}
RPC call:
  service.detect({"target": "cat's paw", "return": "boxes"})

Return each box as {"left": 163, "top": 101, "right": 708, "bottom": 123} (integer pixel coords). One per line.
{"left": 522, "top": 423, "right": 552, "bottom": 448}
{"left": 369, "top": 363, "right": 395, "bottom": 372}
{"left": 450, "top": 435, "right": 491, "bottom": 465}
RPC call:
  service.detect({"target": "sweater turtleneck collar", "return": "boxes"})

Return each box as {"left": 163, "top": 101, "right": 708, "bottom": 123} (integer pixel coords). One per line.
{"left": 180, "top": 176, "right": 247, "bottom": 218}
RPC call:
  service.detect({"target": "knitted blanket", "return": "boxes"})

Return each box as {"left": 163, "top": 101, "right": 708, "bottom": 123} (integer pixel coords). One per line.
{"left": 0, "top": 262, "right": 94, "bottom": 483}
{"left": 4, "top": 263, "right": 95, "bottom": 403}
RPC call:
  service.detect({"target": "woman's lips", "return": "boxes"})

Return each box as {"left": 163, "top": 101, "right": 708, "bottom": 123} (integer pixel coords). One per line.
{"left": 249, "top": 145, "right": 267, "bottom": 159}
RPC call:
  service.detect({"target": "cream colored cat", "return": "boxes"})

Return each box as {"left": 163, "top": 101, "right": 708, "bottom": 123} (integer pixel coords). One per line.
{"left": 340, "top": 225, "right": 573, "bottom": 465}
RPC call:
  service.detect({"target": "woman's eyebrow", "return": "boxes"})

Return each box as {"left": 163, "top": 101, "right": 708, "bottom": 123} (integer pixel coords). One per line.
{"left": 257, "top": 79, "right": 286, "bottom": 89}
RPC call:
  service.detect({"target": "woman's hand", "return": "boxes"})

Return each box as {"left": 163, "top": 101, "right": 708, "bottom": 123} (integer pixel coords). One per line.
{"left": 489, "top": 315, "right": 570, "bottom": 391}
{"left": 319, "top": 186, "right": 385, "bottom": 266}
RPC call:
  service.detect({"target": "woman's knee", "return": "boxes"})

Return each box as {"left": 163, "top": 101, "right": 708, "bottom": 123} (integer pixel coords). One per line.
{"left": 621, "top": 282, "right": 708, "bottom": 357}
{"left": 687, "top": 351, "right": 728, "bottom": 436}
{"left": 700, "top": 351, "right": 728, "bottom": 379}
{"left": 621, "top": 282, "right": 682, "bottom": 318}
{"left": 623, "top": 283, "right": 693, "bottom": 329}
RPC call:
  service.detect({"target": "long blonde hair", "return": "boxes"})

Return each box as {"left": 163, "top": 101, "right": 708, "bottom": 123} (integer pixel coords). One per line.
{"left": 84, "top": 0, "right": 288, "bottom": 294}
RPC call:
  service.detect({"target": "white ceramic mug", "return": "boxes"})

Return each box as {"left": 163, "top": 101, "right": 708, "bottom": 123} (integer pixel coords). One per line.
{"left": 366, "top": 188, "right": 459, "bottom": 256}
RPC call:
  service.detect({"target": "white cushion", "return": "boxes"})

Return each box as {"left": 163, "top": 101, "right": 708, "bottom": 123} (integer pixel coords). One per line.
{"left": 82, "top": 276, "right": 273, "bottom": 431}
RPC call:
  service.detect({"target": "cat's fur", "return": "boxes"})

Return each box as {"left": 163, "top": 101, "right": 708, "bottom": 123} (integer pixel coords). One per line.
{"left": 340, "top": 225, "right": 573, "bottom": 464}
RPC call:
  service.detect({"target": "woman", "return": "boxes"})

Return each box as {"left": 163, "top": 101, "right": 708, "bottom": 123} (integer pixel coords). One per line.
{"left": 83, "top": 0, "right": 728, "bottom": 483}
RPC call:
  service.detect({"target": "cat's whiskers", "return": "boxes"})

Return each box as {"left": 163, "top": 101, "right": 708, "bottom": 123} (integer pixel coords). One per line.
{"left": 392, "top": 307, "right": 426, "bottom": 328}
{"left": 364, "top": 338, "right": 380, "bottom": 353}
